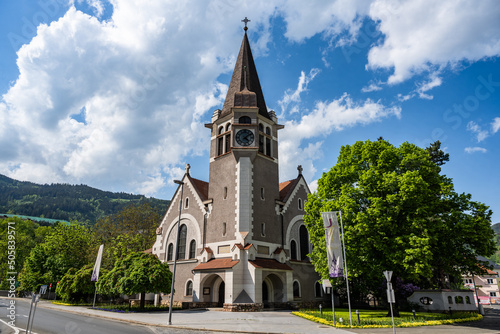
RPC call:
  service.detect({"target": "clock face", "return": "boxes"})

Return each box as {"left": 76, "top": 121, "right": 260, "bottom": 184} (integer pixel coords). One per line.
{"left": 235, "top": 129, "right": 254, "bottom": 146}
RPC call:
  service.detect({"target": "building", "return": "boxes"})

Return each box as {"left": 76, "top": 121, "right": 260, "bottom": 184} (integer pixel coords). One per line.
{"left": 463, "top": 257, "right": 500, "bottom": 305}
{"left": 151, "top": 25, "right": 324, "bottom": 310}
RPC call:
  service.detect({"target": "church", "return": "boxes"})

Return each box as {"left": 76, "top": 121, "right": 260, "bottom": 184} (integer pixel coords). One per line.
{"left": 152, "top": 23, "right": 325, "bottom": 310}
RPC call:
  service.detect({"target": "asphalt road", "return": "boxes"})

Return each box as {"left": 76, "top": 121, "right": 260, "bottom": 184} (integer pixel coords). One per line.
{"left": 0, "top": 298, "right": 220, "bottom": 334}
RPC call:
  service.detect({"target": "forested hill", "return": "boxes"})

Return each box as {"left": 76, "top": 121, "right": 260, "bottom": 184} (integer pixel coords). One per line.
{"left": 0, "top": 174, "right": 169, "bottom": 224}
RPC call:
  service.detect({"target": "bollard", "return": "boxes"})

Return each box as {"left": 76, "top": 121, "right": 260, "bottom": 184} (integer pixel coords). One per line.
{"left": 412, "top": 309, "right": 416, "bottom": 320}
{"left": 356, "top": 309, "right": 360, "bottom": 325}
{"left": 319, "top": 304, "right": 323, "bottom": 316}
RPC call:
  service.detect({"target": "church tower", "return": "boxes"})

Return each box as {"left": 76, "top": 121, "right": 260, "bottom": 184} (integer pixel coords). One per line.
{"left": 205, "top": 26, "right": 283, "bottom": 247}
{"left": 152, "top": 20, "right": 323, "bottom": 310}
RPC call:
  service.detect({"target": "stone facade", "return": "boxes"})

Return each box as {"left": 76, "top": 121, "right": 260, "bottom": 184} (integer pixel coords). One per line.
{"left": 152, "top": 29, "right": 325, "bottom": 310}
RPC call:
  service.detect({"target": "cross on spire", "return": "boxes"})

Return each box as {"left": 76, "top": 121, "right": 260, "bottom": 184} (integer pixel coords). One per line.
{"left": 242, "top": 17, "right": 251, "bottom": 31}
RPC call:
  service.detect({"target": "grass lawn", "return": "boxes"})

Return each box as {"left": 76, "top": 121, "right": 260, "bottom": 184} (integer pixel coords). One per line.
{"left": 294, "top": 308, "right": 482, "bottom": 328}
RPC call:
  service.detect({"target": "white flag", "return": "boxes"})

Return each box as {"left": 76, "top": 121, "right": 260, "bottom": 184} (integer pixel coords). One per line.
{"left": 91, "top": 244, "right": 104, "bottom": 282}
{"left": 321, "top": 212, "right": 344, "bottom": 277}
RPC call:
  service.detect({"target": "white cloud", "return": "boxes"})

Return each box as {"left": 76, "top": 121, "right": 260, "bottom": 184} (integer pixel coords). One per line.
{"left": 279, "top": 93, "right": 401, "bottom": 181}
{"left": 465, "top": 147, "right": 487, "bottom": 154}
{"left": 278, "top": 68, "right": 320, "bottom": 115}
{"left": 361, "top": 82, "right": 383, "bottom": 93}
{"left": 0, "top": 1, "right": 279, "bottom": 195}
{"left": 416, "top": 75, "right": 442, "bottom": 100}
{"left": 491, "top": 117, "right": 500, "bottom": 134}
{"left": 367, "top": 0, "right": 500, "bottom": 84}
{"left": 467, "top": 121, "right": 490, "bottom": 143}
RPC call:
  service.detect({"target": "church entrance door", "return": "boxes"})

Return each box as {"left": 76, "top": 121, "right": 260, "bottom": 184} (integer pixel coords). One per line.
{"left": 217, "top": 281, "right": 225, "bottom": 307}
{"left": 262, "top": 281, "right": 269, "bottom": 307}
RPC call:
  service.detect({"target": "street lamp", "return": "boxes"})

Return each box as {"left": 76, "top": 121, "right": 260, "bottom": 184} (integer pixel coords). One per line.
{"left": 168, "top": 179, "right": 184, "bottom": 325}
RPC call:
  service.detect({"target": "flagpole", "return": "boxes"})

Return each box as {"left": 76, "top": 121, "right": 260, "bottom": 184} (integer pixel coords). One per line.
{"left": 339, "top": 211, "right": 352, "bottom": 327}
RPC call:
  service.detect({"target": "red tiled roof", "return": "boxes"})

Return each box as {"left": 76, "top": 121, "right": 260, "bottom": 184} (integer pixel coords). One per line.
{"left": 193, "top": 258, "right": 239, "bottom": 271}
{"left": 189, "top": 176, "right": 209, "bottom": 201}
{"left": 279, "top": 178, "right": 301, "bottom": 202}
{"left": 232, "top": 243, "right": 244, "bottom": 250}
{"left": 201, "top": 247, "right": 213, "bottom": 254}
{"left": 273, "top": 247, "right": 285, "bottom": 254}
{"left": 249, "top": 258, "right": 293, "bottom": 271}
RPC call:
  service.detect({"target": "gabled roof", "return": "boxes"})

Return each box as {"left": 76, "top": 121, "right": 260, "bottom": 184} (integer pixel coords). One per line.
{"left": 279, "top": 179, "right": 297, "bottom": 202}
{"left": 193, "top": 258, "right": 239, "bottom": 271}
{"left": 187, "top": 175, "right": 209, "bottom": 201}
{"left": 220, "top": 31, "right": 270, "bottom": 120}
{"left": 249, "top": 258, "right": 293, "bottom": 271}
{"left": 201, "top": 247, "right": 213, "bottom": 255}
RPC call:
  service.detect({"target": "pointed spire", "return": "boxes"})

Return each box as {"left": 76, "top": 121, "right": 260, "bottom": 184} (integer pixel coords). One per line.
{"left": 220, "top": 26, "right": 270, "bottom": 120}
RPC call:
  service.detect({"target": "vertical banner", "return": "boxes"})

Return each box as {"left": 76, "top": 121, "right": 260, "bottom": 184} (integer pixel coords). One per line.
{"left": 321, "top": 212, "right": 344, "bottom": 277}
{"left": 91, "top": 244, "right": 104, "bottom": 282}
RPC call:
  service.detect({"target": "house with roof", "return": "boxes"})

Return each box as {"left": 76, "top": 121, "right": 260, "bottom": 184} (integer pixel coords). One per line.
{"left": 463, "top": 257, "right": 500, "bottom": 305}
{"left": 151, "top": 24, "right": 325, "bottom": 310}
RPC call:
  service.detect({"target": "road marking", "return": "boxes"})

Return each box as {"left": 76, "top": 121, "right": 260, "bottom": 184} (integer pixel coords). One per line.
{"left": 0, "top": 318, "right": 20, "bottom": 334}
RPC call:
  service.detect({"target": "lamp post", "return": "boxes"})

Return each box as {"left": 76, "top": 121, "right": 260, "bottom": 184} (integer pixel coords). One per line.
{"left": 168, "top": 179, "right": 184, "bottom": 325}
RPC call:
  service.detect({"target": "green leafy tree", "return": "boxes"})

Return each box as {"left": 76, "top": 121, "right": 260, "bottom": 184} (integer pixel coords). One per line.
{"left": 18, "top": 222, "right": 98, "bottom": 291}
{"left": 93, "top": 203, "right": 162, "bottom": 269}
{"left": 56, "top": 265, "right": 108, "bottom": 303}
{"left": 305, "top": 140, "right": 495, "bottom": 300}
{"left": 97, "top": 251, "right": 172, "bottom": 308}
{"left": 0, "top": 217, "right": 52, "bottom": 289}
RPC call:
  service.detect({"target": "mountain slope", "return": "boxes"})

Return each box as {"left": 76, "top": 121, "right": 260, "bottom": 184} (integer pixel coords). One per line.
{"left": 0, "top": 174, "right": 169, "bottom": 223}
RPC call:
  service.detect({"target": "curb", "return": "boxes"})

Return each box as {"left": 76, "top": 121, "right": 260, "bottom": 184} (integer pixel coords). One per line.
{"left": 5, "top": 297, "right": 295, "bottom": 334}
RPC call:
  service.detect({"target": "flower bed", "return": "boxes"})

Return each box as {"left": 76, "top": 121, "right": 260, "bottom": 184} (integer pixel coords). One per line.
{"left": 293, "top": 309, "right": 482, "bottom": 328}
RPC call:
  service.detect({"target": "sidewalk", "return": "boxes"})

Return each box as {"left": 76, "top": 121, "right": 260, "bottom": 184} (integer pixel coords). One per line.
{"left": 28, "top": 299, "right": 353, "bottom": 334}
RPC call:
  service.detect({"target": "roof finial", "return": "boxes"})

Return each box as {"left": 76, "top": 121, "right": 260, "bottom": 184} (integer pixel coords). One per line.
{"left": 185, "top": 163, "right": 191, "bottom": 175}
{"left": 242, "top": 17, "right": 251, "bottom": 31}
{"left": 297, "top": 165, "right": 303, "bottom": 175}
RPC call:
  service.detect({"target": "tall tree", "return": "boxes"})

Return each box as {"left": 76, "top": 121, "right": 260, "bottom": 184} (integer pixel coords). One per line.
{"left": 0, "top": 217, "right": 52, "bottom": 289}
{"left": 304, "top": 140, "right": 495, "bottom": 296}
{"left": 18, "top": 222, "right": 98, "bottom": 291}
{"left": 93, "top": 202, "right": 162, "bottom": 269}
{"left": 97, "top": 251, "right": 172, "bottom": 308}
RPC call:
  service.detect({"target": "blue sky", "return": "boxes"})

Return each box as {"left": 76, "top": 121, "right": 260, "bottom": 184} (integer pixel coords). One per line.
{"left": 0, "top": 1, "right": 499, "bottom": 223}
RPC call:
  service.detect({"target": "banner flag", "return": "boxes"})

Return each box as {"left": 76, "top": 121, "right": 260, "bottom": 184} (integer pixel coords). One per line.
{"left": 321, "top": 212, "right": 344, "bottom": 277}
{"left": 91, "top": 244, "right": 104, "bottom": 282}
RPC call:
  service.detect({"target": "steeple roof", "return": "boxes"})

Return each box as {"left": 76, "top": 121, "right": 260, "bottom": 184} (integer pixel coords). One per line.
{"left": 220, "top": 31, "right": 270, "bottom": 120}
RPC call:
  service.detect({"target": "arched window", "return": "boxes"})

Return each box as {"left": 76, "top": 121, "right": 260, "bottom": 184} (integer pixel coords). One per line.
{"left": 225, "top": 132, "right": 231, "bottom": 153}
{"left": 239, "top": 116, "right": 251, "bottom": 124}
{"left": 167, "top": 243, "right": 173, "bottom": 261}
{"left": 222, "top": 222, "right": 227, "bottom": 236}
{"left": 265, "top": 127, "right": 271, "bottom": 135}
{"left": 298, "top": 198, "right": 303, "bottom": 210}
{"left": 265, "top": 137, "right": 271, "bottom": 156}
{"left": 259, "top": 134, "right": 264, "bottom": 153}
{"left": 223, "top": 186, "right": 228, "bottom": 199}
{"left": 315, "top": 281, "right": 323, "bottom": 297}
{"left": 293, "top": 281, "right": 301, "bottom": 298}
{"left": 218, "top": 136, "right": 224, "bottom": 156}
{"left": 259, "top": 123, "right": 264, "bottom": 132}
{"left": 261, "top": 223, "right": 266, "bottom": 237}
{"left": 186, "top": 281, "right": 193, "bottom": 296}
{"left": 189, "top": 240, "right": 196, "bottom": 259}
{"left": 185, "top": 197, "right": 189, "bottom": 209}
{"left": 260, "top": 187, "right": 265, "bottom": 200}
{"left": 218, "top": 126, "right": 224, "bottom": 135}
{"left": 178, "top": 224, "right": 187, "bottom": 259}
{"left": 225, "top": 123, "right": 231, "bottom": 131}
{"left": 299, "top": 225, "right": 309, "bottom": 261}
{"left": 290, "top": 240, "right": 297, "bottom": 260}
